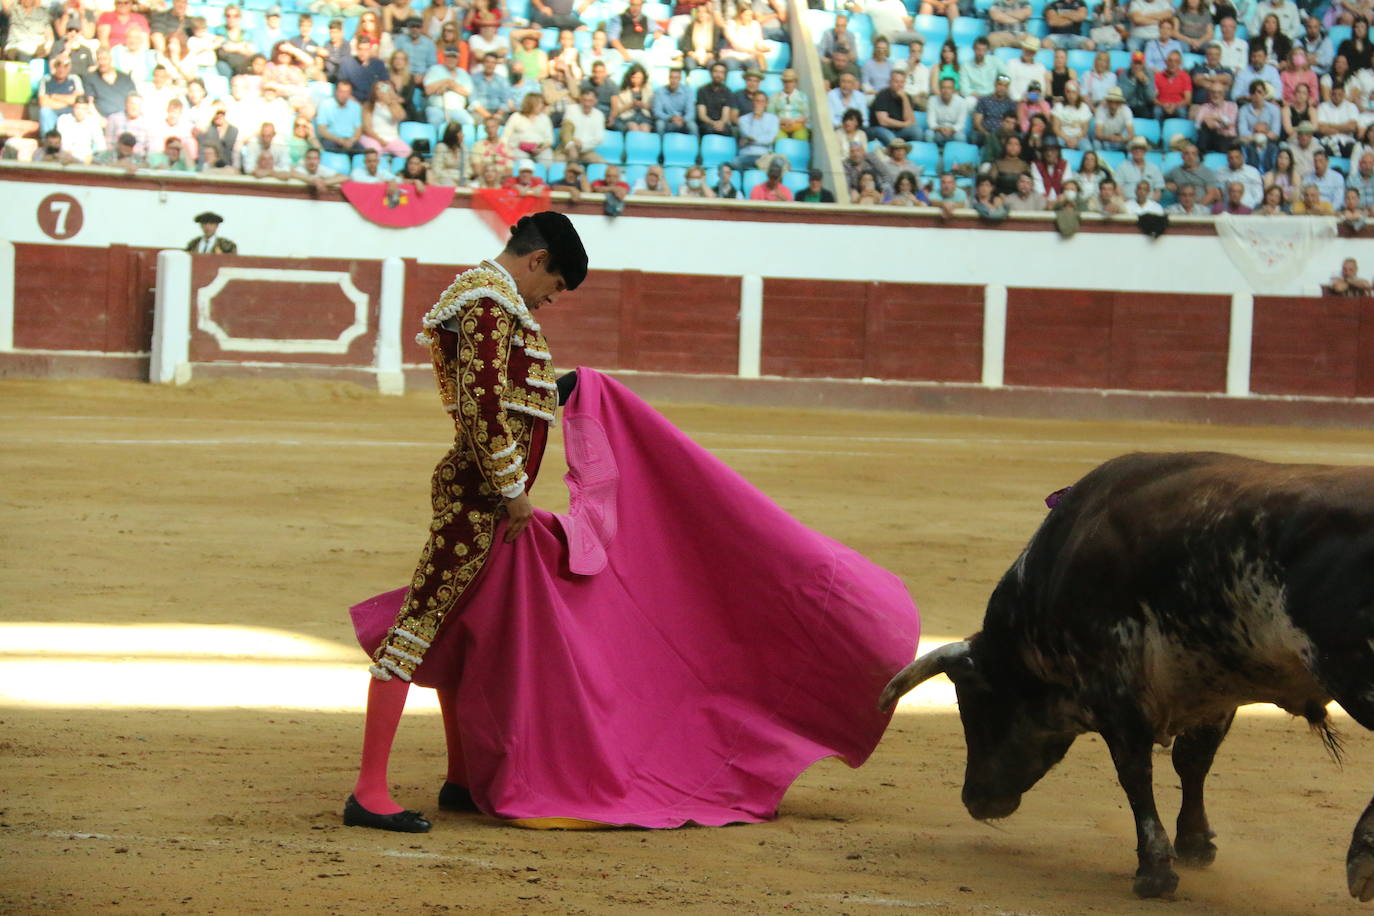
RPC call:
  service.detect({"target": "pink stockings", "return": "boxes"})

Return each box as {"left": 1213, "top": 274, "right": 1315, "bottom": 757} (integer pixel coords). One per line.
{"left": 351, "top": 677, "right": 468, "bottom": 815}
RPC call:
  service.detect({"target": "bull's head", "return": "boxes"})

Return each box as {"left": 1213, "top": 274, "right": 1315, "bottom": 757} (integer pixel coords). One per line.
{"left": 880, "top": 638, "right": 1079, "bottom": 821}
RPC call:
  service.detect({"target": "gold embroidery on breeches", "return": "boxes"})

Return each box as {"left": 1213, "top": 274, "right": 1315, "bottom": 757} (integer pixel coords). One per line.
{"left": 371, "top": 414, "right": 536, "bottom": 681}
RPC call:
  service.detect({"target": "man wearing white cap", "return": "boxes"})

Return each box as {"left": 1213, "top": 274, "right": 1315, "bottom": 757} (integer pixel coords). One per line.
{"left": 1006, "top": 36, "right": 1049, "bottom": 100}
{"left": 1093, "top": 85, "right": 1135, "bottom": 149}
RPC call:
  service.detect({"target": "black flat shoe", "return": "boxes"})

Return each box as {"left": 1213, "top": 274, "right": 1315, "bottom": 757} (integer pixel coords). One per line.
{"left": 342, "top": 795, "right": 432, "bottom": 833}
{"left": 438, "top": 781, "right": 480, "bottom": 813}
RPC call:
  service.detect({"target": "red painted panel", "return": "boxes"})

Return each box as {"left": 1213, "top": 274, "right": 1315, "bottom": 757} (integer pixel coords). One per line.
{"left": 1004, "top": 288, "right": 1113, "bottom": 388}
{"left": 1108, "top": 293, "right": 1229, "bottom": 393}
{"left": 1252, "top": 296, "right": 1360, "bottom": 398}
{"left": 866, "top": 283, "right": 984, "bottom": 383}
{"left": 188, "top": 256, "right": 381, "bottom": 366}
{"left": 402, "top": 262, "right": 468, "bottom": 365}
{"left": 626, "top": 272, "right": 739, "bottom": 376}
{"left": 762, "top": 278, "right": 868, "bottom": 378}
{"left": 540, "top": 268, "right": 624, "bottom": 370}
{"left": 13, "top": 243, "right": 157, "bottom": 353}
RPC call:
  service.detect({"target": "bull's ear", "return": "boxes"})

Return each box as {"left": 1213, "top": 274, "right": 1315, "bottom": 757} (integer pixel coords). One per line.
{"left": 945, "top": 642, "right": 990, "bottom": 693}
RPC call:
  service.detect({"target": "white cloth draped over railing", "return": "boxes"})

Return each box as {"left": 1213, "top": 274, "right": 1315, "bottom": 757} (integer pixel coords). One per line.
{"left": 1214, "top": 214, "right": 1339, "bottom": 294}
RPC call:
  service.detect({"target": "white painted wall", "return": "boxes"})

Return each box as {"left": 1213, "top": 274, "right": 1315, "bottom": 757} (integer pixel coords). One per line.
{"left": 4, "top": 171, "right": 1372, "bottom": 296}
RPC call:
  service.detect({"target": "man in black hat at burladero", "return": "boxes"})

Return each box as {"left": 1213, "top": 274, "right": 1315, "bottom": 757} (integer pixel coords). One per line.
{"left": 185, "top": 212, "right": 237, "bottom": 254}
{"left": 344, "top": 211, "right": 588, "bottom": 833}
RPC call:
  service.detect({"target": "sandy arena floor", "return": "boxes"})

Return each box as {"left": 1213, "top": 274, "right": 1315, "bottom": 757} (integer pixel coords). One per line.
{"left": 4, "top": 377, "right": 1374, "bottom": 915}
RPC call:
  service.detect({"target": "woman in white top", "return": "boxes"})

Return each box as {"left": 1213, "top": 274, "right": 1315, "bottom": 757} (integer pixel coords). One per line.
{"left": 1052, "top": 81, "right": 1094, "bottom": 150}
{"left": 721, "top": 6, "right": 767, "bottom": 72}
{"left": 1074, "top": 149, "right": 1112, "bottom": 200}
{"left": 360, "top": 80, "right": 413, "bottom": 156}
{"left": 1080, "top": 50, "right": 1118, "bottom": 105}
{"left": 501, "top": 91, "right": 555, "bottom": 163}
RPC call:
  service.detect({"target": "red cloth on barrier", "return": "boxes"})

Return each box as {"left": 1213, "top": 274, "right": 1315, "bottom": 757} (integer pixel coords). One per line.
{"left": 341, "top": 181, "right": 456, "bottom": 228}
{"left": 470, "top": 187, "right": 551, "bottom": 240}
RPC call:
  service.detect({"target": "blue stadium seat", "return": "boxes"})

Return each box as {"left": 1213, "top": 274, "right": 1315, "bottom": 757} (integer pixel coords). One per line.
{"left": 1066, "top": 49, "right": 1095, "bottom": 73}
{"left": 1098, "top": 149, "right": 1126, "bottom": 170}
{"left": 942, "top": 140, "right": 980, "bottom": 171}
{"left": 1202, "top": 151, "right": 1227, "bottom": 171}
{"left": 351, "top": 153, "right": 366, "bottom": 173}
{"left": 664, "top": 165, "right": 687, "bottom": 192}
{"left": 538, "top": 27, "right": 561, "bottom": 51}
{"left": 625, "top": 131, "right": 662, "bottom": 164}
{"left": 1028, "top": 0, "right": 1047, "bottom": 15}
{"left": 763, "top": 42, "right": 789, "bottom": 72}
{"left": 321, "top": 151, "right": 351, "bottom": 174}
{"left": 625, "top": 163, "right": 649, "bottom": 186}
{"left": 760, "top": 73, "right": 783, "bottom": 95}
{"left": 889, "top": 43, "right": 910, "bottom": 62}
{"left": 1025, "top": 18, "right": 1049, "bottom": 38}
{"left": 774, "top": 137, "right": 810, "bottom": 169}
{"left": 508, "top": 0, "right": 531, "bottom": 17}
{"left": 686, "top": 68, "right": 711, "bottom": 90}
{"left": 1333, "top": 156, "right": 1351, "bottom": 175}
{"left": 914, "top": 13, "right": 947, "bottom": 33}
{"left": 1144, "top": 150, "right": 1163, "bottom": 167}
{"left": 910, "top": 140, "right": 940, "bottom": 174}
{"left": 913, "top": 111, "right": 927, "bottom": 134}
{"left": 1161, "top": 151, "right": 1183, "bottom": 173}
{"left": 662, "top": 132, "right": 699, "bottom": 167}
{"left": 203, "top": 73, "right": 231, "bottom": 100}
{"left": 700, "top": 134, "right": 737, "bottom": 168}
{"left": 546, "top": 161, "right": 566, "bottom": 183}
{"left": 1061, "top": 147, "right": 1084, "bottom": 170}
{"left": 27, "top": 56, "right": 46, "bottom": 89}
{"left": 974, "top": 0, "right": 996, "bottom": 12}
{"left": 399, "top": 121, "right": 437, "bottom": 151}
{"left": 993, "top": 47, "right": 1019, "bottom": 64}
{"left": 725, "top": 69, "right": 746, "bottom": 91}
{"left": 595, "top": 130, "right": 625, "bottom": 162}
{"left": 847, "top": 13, "right": 874, "bottom": 39}
{"left": 1035, "top": 49, "right": 1054, "bottom": 69}
{"left": 1162, "top": 117, "right": 1196, "bottom": 149}
{"left": 463, "top": 122, "right": 478, "bottom": 145}
{"left": 806, "top": 9, "right": 837, "bottom": 34}
{"left": 1330, "top": 24, "right": 1353, "bottom": 47}
{"left": 586, "top": 162, "right": 608, "bottom": 182}
{"left": 743, "top": 168, "right": 767, "bottom": 195}
{"left": 950, "top": 17, "right": 987, "bottom": 45}
{"left": 1181, "top": 52, "right": 1203, "bottom": 71}
{"left": 643, "top": 1, "right": 671, "bottom": 19}
{"left": 1134, "top": 119, "right": 1161, "bottom": 147}
{"left": 1108, "top": 49, "right": 1131, "bottom": 71}
{"left": 782, "top": 170, "right": 809, "bottom": 195}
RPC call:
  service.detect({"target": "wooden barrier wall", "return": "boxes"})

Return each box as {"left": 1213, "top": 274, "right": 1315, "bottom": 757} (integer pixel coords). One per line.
{"left": 1004, "top": 289, "right": 1231, "bottom": 393}
{"left": 13, "top": 243, "right": 157, "bottom": 354}
{"left": 1252, "top": 295, "right": 1374, "bottom": 398}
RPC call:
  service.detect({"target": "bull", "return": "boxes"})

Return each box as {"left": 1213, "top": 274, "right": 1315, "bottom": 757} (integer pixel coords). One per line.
{"left": 881, "top": 451, "right": 1374, "bottom": 900}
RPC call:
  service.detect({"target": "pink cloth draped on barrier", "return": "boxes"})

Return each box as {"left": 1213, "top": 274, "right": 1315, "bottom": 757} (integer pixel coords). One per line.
{"left": 350, "top": 369, "right": 921, "bottom": 827}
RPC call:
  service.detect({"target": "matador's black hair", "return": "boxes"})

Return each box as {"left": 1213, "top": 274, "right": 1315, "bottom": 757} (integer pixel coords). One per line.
{"left": 505, "top": 212, "right": 589, "bottom": 291}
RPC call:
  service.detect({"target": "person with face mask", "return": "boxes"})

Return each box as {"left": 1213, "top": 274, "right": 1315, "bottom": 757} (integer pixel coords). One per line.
{"left": 676, "top": 164, "right": 717, "bottom": 198}
{"left": 1017, "top": 80, "right": 1052, "bottom": 131}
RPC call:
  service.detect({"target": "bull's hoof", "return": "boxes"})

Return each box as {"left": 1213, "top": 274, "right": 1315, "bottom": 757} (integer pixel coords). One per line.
{"left": 1175, "top": 832, "right": 1218, "bottom": 868}
{"left": 1132, "top": 868, "right": 1179, "bottom": 899}
{"left": 1347, "top": 834, "right": 1374, "bottom": 901}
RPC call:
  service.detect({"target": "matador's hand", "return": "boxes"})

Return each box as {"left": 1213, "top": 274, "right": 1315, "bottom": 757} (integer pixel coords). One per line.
{"left": 503, "top": 491, "right": 534, "bottom": 542}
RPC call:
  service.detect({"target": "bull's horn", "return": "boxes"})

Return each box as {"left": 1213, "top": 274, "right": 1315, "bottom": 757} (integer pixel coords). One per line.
{"left": 878, "top": 641, "right": 971, "bottom": 711}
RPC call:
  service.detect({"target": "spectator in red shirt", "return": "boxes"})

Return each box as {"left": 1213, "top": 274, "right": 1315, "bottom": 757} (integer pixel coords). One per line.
{"left": 1153, "top": 50, "right": 1191, "bottom": 122}
{"left": 501, "top": 159, "right": 548, "bottom": 195}
{"left": 591, "top": 162, "right": 631, "bottom": 198}
{"left": 97, "top": 0, "right": 150, "bottom": 50}
{"left": 748, "top": 159, "right": 794, "bottom": 201}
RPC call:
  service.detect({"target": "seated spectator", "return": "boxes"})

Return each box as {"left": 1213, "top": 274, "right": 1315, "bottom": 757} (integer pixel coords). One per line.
{"left": 361, "top": 80, "right": 413, "bottom": 157}
{"left": 819, "top": 14, "right": 856, "bottom": 64}
{"left": 502, "top": 160, "right": 548, "bottom": 195}
{"left": 927, "top": 77, "right": 970, "bottom": 145}
{"left": 1118, "top": 51, "right": 1156, "bottom": 118}
{"left": 723, "top": 6, "right": 769, "bottom": 73}
{"left": 1143, "top": 18, "right": 1183, "bottom": 71}
{"left": 1088, "top": 0, "right": 1127, "bottom": 51}
{"left": 1125, "top": 178, "right": 1165, "bottom": 213}
{"left": 863, "top": 37, "right": 896, "bottom": 96}
{"left": 1154, "top": 50, "right": 1192, "bottom": 120}
{"left": 1189, "top": 43, "right": 1234, "bottom": 109}
{"left": 94, "top": 130, "right": 147, "bottom": 171}
{"left": 654, "top": 67, "right": 697, "bottom": 135}
{"left": 1166, "top": 142, "right": 1221, "bottom": 206}
{"left": 550, "top": 160, "right": 589, "bottom": 197}
{"left": 1045, "top": 0, "right": 1092, "bottom": 50}
{"left": 1306, "top": 148, "right": 1347, "bottom": 205}
{"left": 1007, "top": 37, "right": 1049, "bottom": 100}
{"left": 822, "top": 48, "right": 862, "bottom": 90}
{"left": 838, "top": 107, "right": 869, "bottom": 149}
{"left": 1004, "top": 170, "right": 1046, "bottom": 209}
{"left": 735, "top": 91, "right": 779, "bottom": 170}
{"left": 472, "top": 53, "right": 517, "bottom": 121}
{"left": 1233, "top": 46, "right": 1281, "bottom": 100}
{"left": 1176, "top": 0, "right": 1214, "bottom": 53}
{"left": 200, "top": 106, "right": 239, "bottom": 166}
{"left": 1166, "top": 180, "right": 1209, "bottom": 213}
{"left": 1081, "top": 50, "right": 1118, "bottom": 104}
{"left": 88, "top": 48, "right": 138, "bottom": 118}
{"left": 1348, "top": 151, "right": 1374, "bottom": 207}
{"left": 350, "top": 148, "right": 395, "bottom": 183}
{"left": 1215, "top": 146, "right": 1263, "bottom": 206}
{"left": 1297, "top": 16, "right": 1334, "bottom": 74}
{"left": 1326, "top": 258, "right": 1372, "bottom": 294}
{"left": 1052, "top": 81, "right": 1094, "bottom": 149}
{"left": 104, "top": 93, "right": 151, "bottom": 158}
{"left": 1194, "top": 83, "right": 1239, "bottom": 152}
{"left": 1237, "top": 80, "right": 1280, "bottom": 169}
{"left": 696, "top": 62, "right": 735, "bottom": 135}
{"left": 1318, "top": 53, "right": 1350, "bottom": 103}
{"left": 1044, "top": 48, "right": 1076, "bottom": 102}
{"left": 1018, "top": 81, "right": 1052, "bottom": 130}
{"left": 430, "top": 123, "right": 468, "bottom": 185}
{"left": 796, "top": 168, "right": 837, "bottom": 203}
{"left": 250, "top": 147, "right": 294, "bottom": 180}
{"left": 928, "top": 171, "right": 969, "bottom": 215}
{"left": 1338, "top": 187, "right": 1366, "bottom": 227}
{"left": 581, "top": 60, "right": 618, "bottom": 121}
{"left": 1114, "top": 133, "right": 1163, "bottom": 195}
{"left": 1126, "top": 0, "right": 1172, "bottom": 52}
{"left": 929, "top": 41, "right": 960, "bottom": 98}
{"left": 828, "top": 72, "right": 868, "bottom": 128}
{"left": 584, "top": 27, "right": 624, "bottom": 82}
{"left": 677, "top": 164, "right": 717, "bottom": 198}
{"left": 962, "top": 38, "right": 1003, "bottom": 98}
{"left": 473, "top": 162, "right": 503, "bottom": 189}
{"left": 6, "top": 0, "right": 55, "bottom": 61}
{"left": 1075, "top": 148, "right": 1112, "bottom": 197}
{"left": 875, "top": 136, "right": 919, "bottom": 188}
{"left": 37, "top": 56, "right": 84, "bottom": 138}
{"left": 240, "top": 121, "right": 291, "bottom": 172}
{"left": 612, "top": 64, "right": 655, "bottom": 132}
{"left": 1251, "top": 11, "right": 1292, "bottom": 62}
{"left": 848, "top": 0, "right": 923, "bottom": 45}
{"left": 903, "top": 40, "right": 931, "bottom": 109}
{"left": 632, "top": 163, "right": 672, "bottom": 196}
{"left": 424, "top": 46, "right": 475, "bottom": 130}
{"left": 1212, "top": 179, "right": 1254, "bottom": 212}
{"left": 988, "top": 0, "right": 1034, "bottom": 49}
{"left": 510, "top": 31, "right": 550, "bottom": 84}
{"left": 591, "top": 162, "right": 631, "bottom": 197}
{"left": 678, "top": 5, "right": 723, "bottom": 73}
{"left": 1032, "top": 141, "right": 1074, "bottom": 199}
{"left": 1092, "top": 176, "right": 1130, "bottom": 213}
{"left": 530, "top": 0, "right": 590, "bottom": 31}
{"left": 1282, "top": 48, "right": 1320, "bottom": 106}
{"left": 851, "top": 169, "right": 884, "bottom": 204}
{"left": 1255, "top": 183, "right": 1289, "bottom": 212}
{"left": 316, "top": 81, "right": 364, "bottom": 154}
{"left": 974, "top": 74, "right": 1018, "bottom": 146}
{"left": 883, "top": 170, "right": 925, "bottom": 205}
{"left": 472, "top": 115, "right": 513, "bottom": 177}
{"left": 98, "top": 0, "right": 149, "bottom": 54}
{"left": 502, "top": 92, "right": 555, "bottom": 164}
{"left": 842, "top": 138, "right": 882, "bottom": 189}
{"left": 870, "top": 70, "right": 921, "bottom": 144}
{"left": 609, "top": 0, "right": 665, "bottom": 68}
{"left": 1316, "top": 82, "right": 1359, "bottom": 156}
{"left": 714, "top": 161, "right": 741, "bottom": 198}
{"left": 201, "top": 145, "right": 241, "bottom": 176}
{"left": 466, "top": 13, "right": 506, "bottom": 69}
{"left": 563, "top": 87, "right": 608, "bottom": 162}
{"left": 730, "top": 70, "right": 764, "bottom": 124}
{"left": 988, "top": 133, "right": 1031, "bottom": 193}
{"left": 1290, "top": 120, "right": 1321, "bottom": 176}
{"left": 770, "top": 69, "right": 810, "bottom": 140}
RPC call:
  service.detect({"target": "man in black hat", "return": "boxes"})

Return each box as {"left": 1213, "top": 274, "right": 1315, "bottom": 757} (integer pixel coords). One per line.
{"left": 345, "top": 211, "right": 588, "bottom": 833}
{"left": 795, "top": 168, "right": 836, "bottom": 203}
{"left": 186, "top": 212, "right": 237, "bottom": 254}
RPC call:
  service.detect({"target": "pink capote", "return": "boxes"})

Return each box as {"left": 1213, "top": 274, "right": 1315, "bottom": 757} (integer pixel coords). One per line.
{"left": 351, "top": 369, "right": 920, "bottom": 827}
